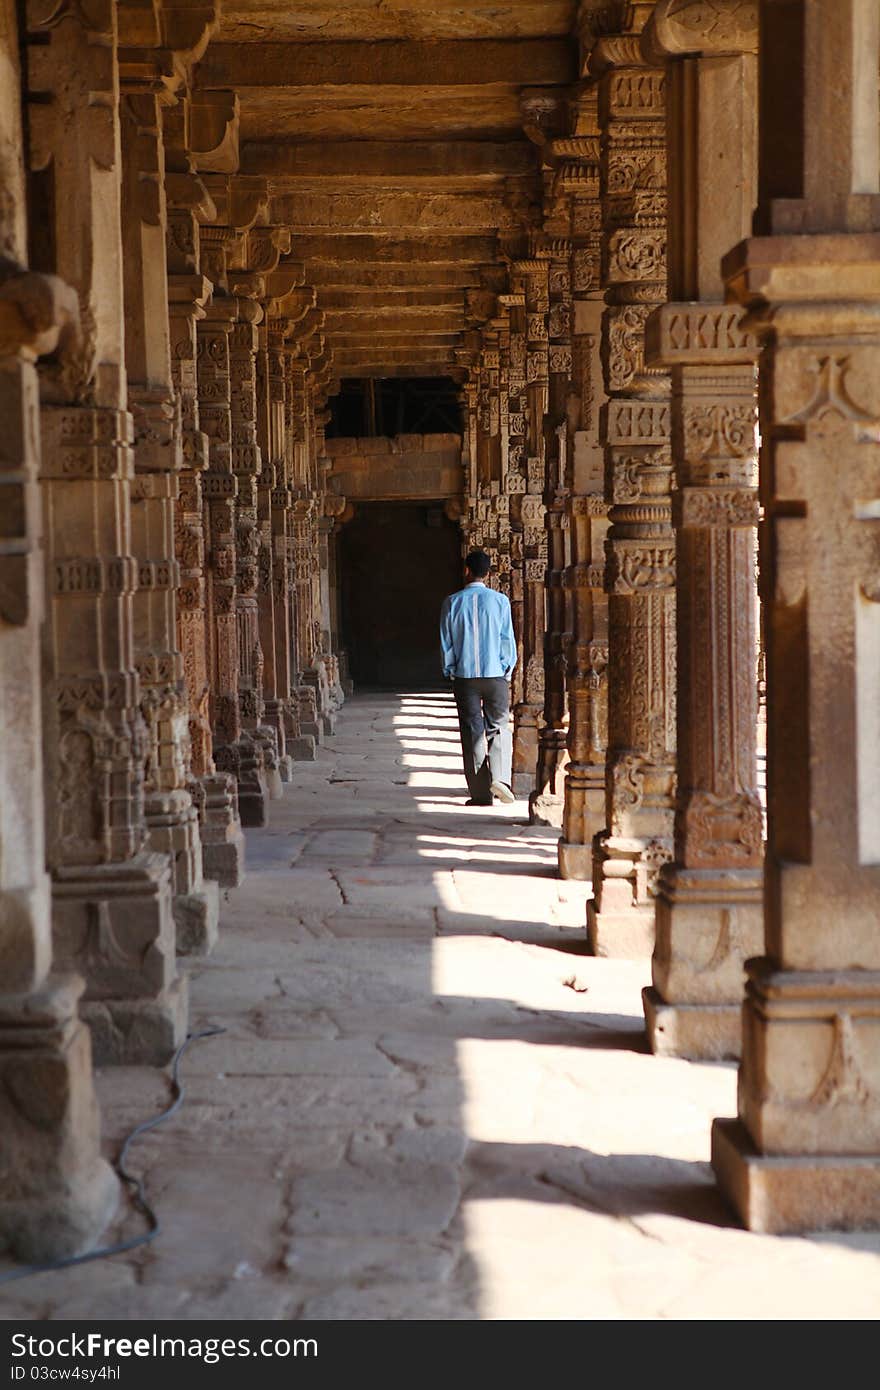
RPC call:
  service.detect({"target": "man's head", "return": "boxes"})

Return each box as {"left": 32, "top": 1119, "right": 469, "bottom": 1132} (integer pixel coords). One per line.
{"left": 464, "top": 549, "right": 491, "bottom": 581}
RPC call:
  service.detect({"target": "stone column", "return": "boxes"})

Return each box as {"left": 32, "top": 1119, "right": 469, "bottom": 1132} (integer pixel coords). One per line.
{"left": 255, "top": 318, "right": 292, "bottom": 779}
{"left": 460, "top": 375, "right": 481, "bottom": 556}
{"left": 586, "top": 17, "right": 675, "bottom": 958}
{"left": 229, "top": 299, "right": 282, "bottom": 803}
{"left": 531, "top": 242, "right": 573, "bottom": 826}
{"left": 0, "top": 7, "right": 118, "bottom": 1254}
{"left": 491, "top": 311, "right": 513, "bottom": 601}
{"left": 281, "top": 344, "right": 317, "bottom": 759}
{"left": 500, "top": 284, "right": 528, "bottom": 710}
{"left": 286, "top": 356, "right": 321, "bottom": 748}
{"left": 119, "top": 89, "right": 219, "bottom": 956}
{"left": 195, "top": 282, "right": 269, "bottom": 828}
{"left": 640, "top": 2, "right": 763, "bottom": 1059}
{"left": 165, "top": 169, "right": 245, "bottom": 890}
{"left": 292, "top": 496, "right": 322, "bottom": 743}
{"left": 558, "top": 101, "right": 611, "bottom": 878}
{"left": 512, "top": 258, "right": 549, "bottom": 795}
{"left": 26, "top": 0, "right": 186, "bottom": 1064}
{"left": 711, "top": 0, "right": 880, "bottom": 1231}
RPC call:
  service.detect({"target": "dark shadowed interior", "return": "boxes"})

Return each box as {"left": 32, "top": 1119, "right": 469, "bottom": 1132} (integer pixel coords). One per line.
{"left": 340, "top": 501, "right": 462, "bottom": 688}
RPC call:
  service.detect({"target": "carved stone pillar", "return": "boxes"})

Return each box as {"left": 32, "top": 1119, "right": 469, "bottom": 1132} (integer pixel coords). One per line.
{"left": 292, "top": 497, "right": 322, "bottom": 743}
{"left": 512, "top": 258, "right": 549, "bottom": 795}
{"left": 281, "top": 348, "right": 316, "bottom": 758}
{"left": 641, "top": 3, "right": 763, "bottom": 1058}
{"left": 229, "top": 301, "right": 281, "bottom": 803}
{"left": 0, "top": 21, "right": 119, "bottom": 1249}
{"left": 558, "top": 101, "right": 610, "bottom": 877}
{"left": 500, "top": 286, "right": 528, "bottom": 710}
{"left": 586, "top": 19, "right": 675, "bottom": 959}
{"left": 26, "top": 0, "right": 186, "bottom": 1064}
{"left": 711, "top": 0, "right": 880, "bottom": 1231}
{"left": 285, "top": 356, "right": 321, "bottom": 747}
{"left": 119, "top": 89, "right": 219, "bottom": 957}
{"left": 531, "top": 244, "right": 573, "bottom": 826}
{"left": 255, "top": 320, "right": 292, "bottom": 779}
{"left": 165, "top": 175, "right": 244, "bottom": 889}
{"left": 196, "top": 295, "right": 268, "bottom": 827}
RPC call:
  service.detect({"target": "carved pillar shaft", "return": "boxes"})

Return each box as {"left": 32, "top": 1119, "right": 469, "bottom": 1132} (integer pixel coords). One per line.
{"left": 502, "top": 286, "right": 528, "bottom": 709}
{"left": 559, "top": 117, "right": 611, "bottom": 874}
{"left": 711, "top": 0, "right": 880, "bottom": 1232}
{"left": 511, "top": 259, "right": 549, "bottom": 795}
{"left": 532, "top": 248, "right": 573, "bottom": 824}
{"left": 197, "top": 299, "right": 240, "bottom": 751}
{"left": 257, "top": 322, "right": 294, "bottom": 777}
{"left": 0, "top": 169, "right": 118, "bottom": 1256}
{"left": 119, "top": 89, "right": 218, "bottom": 957}
{"left": 165, "top": 173, "right": 244, "bottom": 891}
{"left": 587, "top": 32, "right": 675, "bottom": 959}
{"left": 25, "top": 0, "right": 185, "bottom": 1063}
{"left": 228, "top": 301, "right": 276, "bottom": 816}
{"left": 635, "top": 6, "right": 764, "bottom": 1056}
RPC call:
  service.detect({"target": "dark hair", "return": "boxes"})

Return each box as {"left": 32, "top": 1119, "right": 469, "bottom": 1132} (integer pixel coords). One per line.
{"left": 465, "top": 550, "right": 491, "bottom": 578}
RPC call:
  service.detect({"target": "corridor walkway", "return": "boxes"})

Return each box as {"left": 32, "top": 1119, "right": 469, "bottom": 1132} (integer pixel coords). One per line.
{"left": 2, "top": 692, "right": 880, "bottom": 1320}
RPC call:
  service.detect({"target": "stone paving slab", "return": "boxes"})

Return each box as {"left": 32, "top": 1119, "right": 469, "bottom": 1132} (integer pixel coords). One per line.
{"left": 3, "top": 691, "right": 880, "bottom": 1321}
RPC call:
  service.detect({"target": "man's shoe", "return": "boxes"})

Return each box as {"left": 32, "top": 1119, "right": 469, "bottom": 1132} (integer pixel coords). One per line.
{"left": 466, "top": 797, "right": 493, "bottom": 807}
{"left": 490, "top": 781, "right": 515, "bottom": 804}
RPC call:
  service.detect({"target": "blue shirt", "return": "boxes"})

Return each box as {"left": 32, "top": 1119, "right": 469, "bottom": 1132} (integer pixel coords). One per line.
{"left": 440, "top": 581, "right": 517, "bottom": 680}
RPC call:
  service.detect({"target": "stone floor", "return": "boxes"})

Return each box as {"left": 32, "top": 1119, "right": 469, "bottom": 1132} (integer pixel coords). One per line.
{"left": 2, "top": 689, "right": 880, "bottom": 1320}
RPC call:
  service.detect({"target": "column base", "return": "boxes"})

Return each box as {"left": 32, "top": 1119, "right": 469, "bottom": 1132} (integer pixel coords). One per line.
{"left": 529, "top": 789, "right": 565, "bottom": 828}
{"left": 278, "top": 755, "right": 295, "bottom": 783}
{"left": 321, "top": 711, "right": 337, "bottom": 737}
{"left": 712, "top": 1117, "right": 880, "bottom": 1234}
{"left": 254, "top": 727, "right": 284, "bottom": 800}
{"left": 145, "top": 790, "right": 219, "bottom": 955}
{"left": 52, "top": 854, "right": 186, "bottom": 1064}
{"left": 559, "top": 771, "right": 605, "bottom": 879}
{"left": 557, "top": 840, "right": 594, "bottom": 881}
{"left": 197, "top": 773, "right": 245, "bottom": 889}
{"left": 643, "top": 986, "right": 741, "bottom": 1061}
{"left": 653, "top": 864, "right": 763, "bottom": 1004}
{"left": 173, "top": 881, "right": 219, "bottom": 957}
{"left": 0, "top": 977, "right": 120, "bottom": 1264}
{"left": 288, "top": 735, "right": 317, "bottom": 761}
{"left": 342, "top": 679, "right": 354, "bottom": 698}
{"left": 238, "top": 780, "right": 269, "bottom": 827}
{"left": 587, "top": 897, "right": 655, "bottom": 958}
{"left": 0, "top": 1155, "right": 120, "bottom": 1265}
{"left": 84, "top": 974, "right": 188, "bottom": 1067}
{"left": 202, "top": 836, "right": 244, "bottom": 888}
{"left": 512, "top": 702, "right": 540, "bottom": 798}
{"left": 215, "top": 737, "right": 271, "bottom": 827}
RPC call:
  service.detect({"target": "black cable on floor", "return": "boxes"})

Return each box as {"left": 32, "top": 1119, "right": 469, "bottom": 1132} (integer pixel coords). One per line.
{"left": 0, "top": 1026, "right": 225, "bottom": 1287}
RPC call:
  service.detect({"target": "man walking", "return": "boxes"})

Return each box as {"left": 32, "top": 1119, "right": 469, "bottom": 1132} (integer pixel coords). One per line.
{"left": 440, "top": 550, "right": 517, "bottom": 806}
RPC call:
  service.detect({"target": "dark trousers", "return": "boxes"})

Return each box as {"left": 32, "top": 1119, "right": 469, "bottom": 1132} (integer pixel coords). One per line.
{"left": 452, "top": 677, "right": 512, "bottom": 801}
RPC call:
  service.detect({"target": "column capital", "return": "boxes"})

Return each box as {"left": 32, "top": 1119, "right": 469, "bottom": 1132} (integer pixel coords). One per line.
{"left": 642, "top": 0, "right": 758, "bottom": 61}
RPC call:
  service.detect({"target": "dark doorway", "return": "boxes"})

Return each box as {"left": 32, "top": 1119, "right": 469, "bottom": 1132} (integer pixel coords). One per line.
{"left": 340, "top": 502, "right": 462, "bottom": 688}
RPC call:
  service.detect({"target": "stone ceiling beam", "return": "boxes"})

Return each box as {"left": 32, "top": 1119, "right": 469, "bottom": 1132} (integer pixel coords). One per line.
{"left": 287, "top": 235, "right": 499, "bottom": 265}
{"left": 195, "top": 39, "right": 575, "bottom": 89}
{"left": 323, "top": 312, "right": 465, "bottom": 333}
{"left": 269, "top": 191, "right": 521, "bottom": 234}
{"left": 318, "top": 289, "right": 464, "bottom": 310}
{"left": 308, "top": 265, "right": 484, "bottom": 288}
{"left": 216, "top": 2, "right": 575, "bottom": 46}
{"left": 330, "top": 332, "right": 461, "bottom": 347}
{"left": 333, "top": 363, "right": 463, "bottom": 379}
{"left": 242, "top": 140, "right": 537, "bottom": 183}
